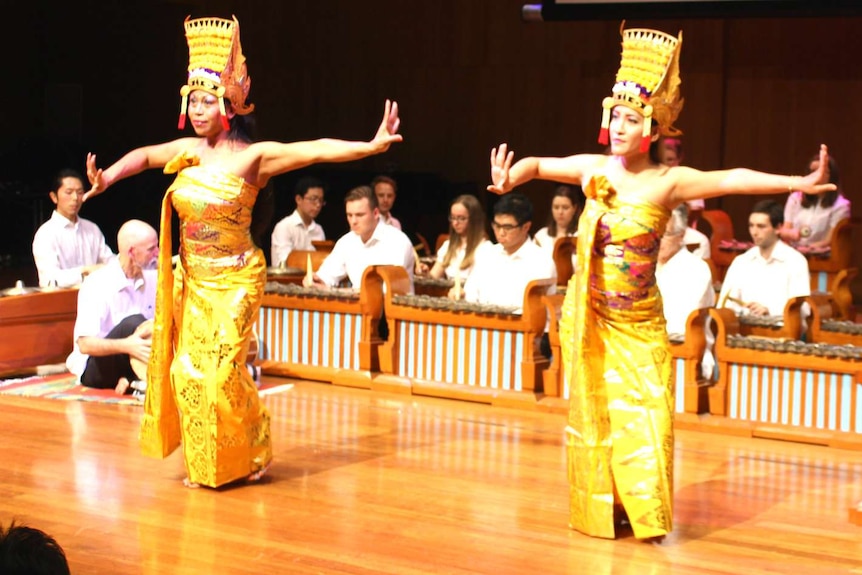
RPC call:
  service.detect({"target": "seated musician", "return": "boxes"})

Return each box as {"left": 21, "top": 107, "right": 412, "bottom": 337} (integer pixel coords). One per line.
{"left": 780, "top": 154, "right": 851, "bottom": 249}
{"left": 270, "top": 176, "right": 327, "bottom": 267}
{"left": 307, "top": 185, "right": 415, "bottom": 292}
{"left": 532, "top": 183, "right": 583, "bottom": 259}
{"left": 32, "top": 169, "right": 116, "bottom": 288}
{"left": 656, "top": 204, "right": 716, "bottom": 377}
{"left": 459, "top": 192, "right": 556, "bottom": 313}
{"left": 423, "top": 194, "right": 491, "bottom": 281}
{"left": 718, "top": 199, "right": 810, "bottom": 321}
{"left": 372, "top": 174, "right": 402, "bottom": 229}
{"left": 65, "top": 220, "right": 158, "bottom": 395}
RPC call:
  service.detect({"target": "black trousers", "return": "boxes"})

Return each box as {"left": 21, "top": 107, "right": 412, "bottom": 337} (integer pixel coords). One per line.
{"left": 80, "top": 314, "right": 147, "bottom": 389}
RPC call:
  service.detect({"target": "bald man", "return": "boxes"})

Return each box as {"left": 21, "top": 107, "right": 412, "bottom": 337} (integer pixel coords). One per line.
{"left": 65, "top": 220, "right": 159, "bottom": 394}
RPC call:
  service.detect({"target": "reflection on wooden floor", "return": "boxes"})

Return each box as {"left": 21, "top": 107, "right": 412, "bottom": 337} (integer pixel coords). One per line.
{"left": 1, "top": 377, "right": 860, "bottom": 574}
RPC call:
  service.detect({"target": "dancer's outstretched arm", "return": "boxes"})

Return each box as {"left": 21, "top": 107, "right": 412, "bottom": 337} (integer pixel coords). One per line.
{"left": 84, "top": 138, "right": 198, "bottom": 201}
{"left": 253, "top": 100, "right": 402, "bottom": 182}
{"left": 487, "top": 143, "right": 602, "bottom": 195}
{"left": 670, "top": 144, "right": 836, "bottom": 203}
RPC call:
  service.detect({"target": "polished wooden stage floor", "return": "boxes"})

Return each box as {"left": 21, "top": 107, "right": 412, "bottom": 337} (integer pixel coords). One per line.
{"left": 2, "top": 377, "right": 860, "bottom": 574}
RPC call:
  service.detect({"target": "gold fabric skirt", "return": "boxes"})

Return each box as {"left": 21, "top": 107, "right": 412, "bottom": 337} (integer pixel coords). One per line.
{"left": 141, "top": 153, "right": 272, "bottom": 487}
{"left": 561, "top": 175, "right": 673, "bottom": 539}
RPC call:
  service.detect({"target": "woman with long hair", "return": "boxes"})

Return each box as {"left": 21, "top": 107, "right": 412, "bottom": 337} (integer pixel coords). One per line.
{"left": 488, "top": 24, "right": 833, "bottom": 541}
{"left": 532, "top": 183, "right": 585, "bottom": 258}
{"left": 83, "top": 16, "right": 402, "bottom": 488}
{"left": 427, "top": 194, "right": 490, "bottom": 281}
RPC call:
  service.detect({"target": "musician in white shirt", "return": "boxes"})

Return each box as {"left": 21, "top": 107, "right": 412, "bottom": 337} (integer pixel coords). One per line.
{"left": 309, "top": 185, "right": 414, "bottom": 292}
{"left": 270, "top": 176, "right": 327, "bottom": 266}
{"left": 32, "top": 169, "right": 115, "bottom": 287}
{"left": 719, "top": 199, "right": 810, "bottom": 318}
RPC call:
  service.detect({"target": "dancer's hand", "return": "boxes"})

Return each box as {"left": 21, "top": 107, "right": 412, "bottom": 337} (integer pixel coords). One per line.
{"left": 794, "top": 144, "right": 836, "bottom": 195}
{"left": 370, "top": 99, "right": 403, "bottom": 153}
{"left": 487, "top": 144, "right": 514, "bottom": 195}
{"left": 83, "top": 152, "right": 107, "bottom": 202}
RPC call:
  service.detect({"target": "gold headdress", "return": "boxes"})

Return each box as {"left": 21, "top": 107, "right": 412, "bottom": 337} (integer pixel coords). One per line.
{"left": 177, "top": 15, "right": 254, "bottom": 131}
{"left": 598, "top": 23, "right": 684, "bottom": 153}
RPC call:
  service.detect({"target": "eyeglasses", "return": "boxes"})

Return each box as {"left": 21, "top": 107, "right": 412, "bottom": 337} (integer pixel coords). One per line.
{"left": 448, "top": 215, "right": 468, "bottom": 223}
{"left": 304, "top": 196, "right": 326, "bottom": 206}
{"left": 491, "top": 221, "right": 523, "bottom": 233}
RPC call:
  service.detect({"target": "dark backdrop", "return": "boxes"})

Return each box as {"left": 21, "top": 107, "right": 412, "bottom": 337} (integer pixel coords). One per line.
{"left": 3, "top": 0, "right": 860, "bottom": 299}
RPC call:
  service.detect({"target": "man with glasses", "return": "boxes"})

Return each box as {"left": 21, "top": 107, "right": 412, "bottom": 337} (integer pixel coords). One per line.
{"left": 270, "top": 176, "right": 327, "bottom": 267}
{"left": 461, "top": 192, "right": 556, "bottom": 313}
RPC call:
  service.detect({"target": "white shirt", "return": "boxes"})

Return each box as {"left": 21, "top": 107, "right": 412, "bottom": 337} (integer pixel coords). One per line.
{"left": 783, "top": 191, "right": 851, "bottom": 246}
{"left": 656, "top": 248, "right": 715, "bottom": 337}
{"left": 533, "top": 227, "right": 577, "bottom": 259}
{"left": 683, "top": 227, "right": 711, "bottom": 260}
{"left": 270, "top": 210, "right": 326, "bottom": 266}
{"left": 316, "top": 221, "right": 415, "bottom": 292}
{"left": 379, "top": 213, "right": 402, "bottom": 230}
{"left": 464, "top": 239, "right": 556, "bottom": 313}
{"left": 65, "top": 259, "right": 158, "bottom": 377}
{"left": 32, "top": 211, "right": 116, "bottom": 288}
{"left": 718, "top": 240, "right": 810, "bottom": 317}
{"left": 435, "top": 238, "right": 492, "bottom": 281}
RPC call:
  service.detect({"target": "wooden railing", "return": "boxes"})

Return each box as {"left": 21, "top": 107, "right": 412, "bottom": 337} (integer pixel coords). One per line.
{"left": 541, "top": 294, "right": 565, "bottom": 398}
{"left": 806, "top": 218, "right": 857, "bottom": 320}
{"left": 375, "top": 265, "right": 552, "bottom": 407}
{"left": 702, "top": 209, "right": 735, "bottom": 281}
{"left": 670, "top": 308, "right": 713, "bottom": 414}
{"left": 807, "top": 293, "right": 862, "bottom": 347}
{"left": 551, "top": 236, "right": 576, "bottom": 288}
{"left": 255, "top": 267, "right": 385, "bottom": 388}
{"left": 0, "top": 288, "right": 78, "bottom": 376}
{"left": 707, "top": 307, "right": 862, "bottom": 449}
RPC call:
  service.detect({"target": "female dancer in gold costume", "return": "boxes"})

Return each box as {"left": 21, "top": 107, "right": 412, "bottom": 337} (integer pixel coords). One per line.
{"left": 83, "top": 16, "right": 402, "bottom": 488}
{"left": 487, "top": 24, "right": 834, "bottom": 540}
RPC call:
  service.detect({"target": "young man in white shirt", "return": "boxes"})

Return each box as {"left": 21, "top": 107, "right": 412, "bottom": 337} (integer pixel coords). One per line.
{"left": 270, "top": 176, "right": 327, "bottom": 267}
{"left": 66, "top": 220, "right": 159, "bottom": 395}
{"left": 32, "top": 169, "right": 116, "bottom": 287}
{"left": 718, "top": 199, "right": 810, "bottom": 318}
{"left": 461, "top": 192, "right": 556, "bottom": 313}
{"left": 308, "top": 185, "right": 414, "bottom": 292}
{"left": 372, "top": 174, "right": 402, "bottom": 229}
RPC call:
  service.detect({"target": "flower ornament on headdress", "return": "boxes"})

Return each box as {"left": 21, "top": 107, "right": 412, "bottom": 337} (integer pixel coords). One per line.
{"left": 598, "top": 23, "right": 684, "bottom": 153}
{"left": 177, "top": 15, "right": 254, "bottom": 131}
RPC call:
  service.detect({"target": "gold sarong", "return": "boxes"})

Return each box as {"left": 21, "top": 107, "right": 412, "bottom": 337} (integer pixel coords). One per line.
{"left": 140, "top": 151, "right": 272, "bottom": 487}
{"left": 561, "top": 175, "right": 673, "bottom": 539}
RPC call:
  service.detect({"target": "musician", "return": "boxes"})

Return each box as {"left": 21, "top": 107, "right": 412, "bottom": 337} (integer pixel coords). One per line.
{"left": 65, "top": 220, "right": 157, "bottom": 395}
{"left": 270, "top": 176, "right": 327, "bottom": 266}
{"left": 461, "top": 192, "right": 556, "bottom": 312}
{"left": 718, "top": 199, "right": 810, "bottom": 318}
{"left": 309, "top": 185, "right": 415, "bottom": 292}
{"left": 32, "top": 169, "right": 116, "bottom": 287}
